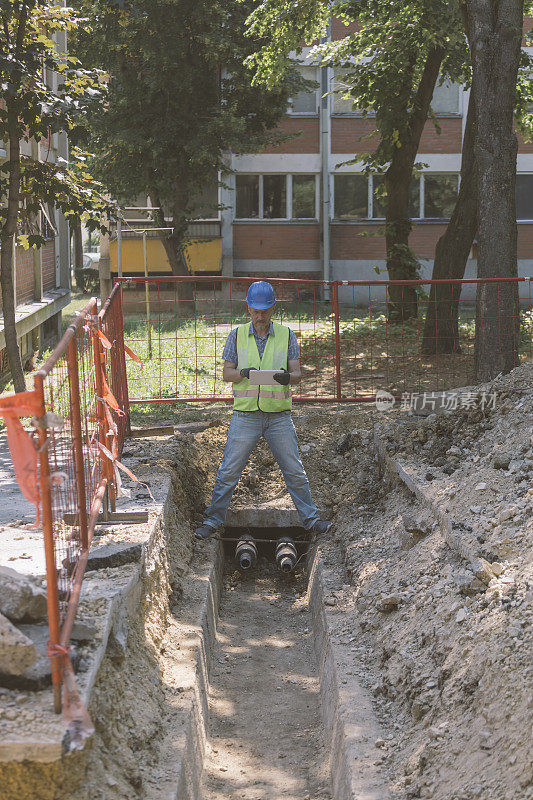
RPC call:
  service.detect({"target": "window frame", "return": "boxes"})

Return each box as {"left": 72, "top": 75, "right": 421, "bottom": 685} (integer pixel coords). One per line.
{"left": 430, "top": 79, "right": 462, "bottom": 117}
{"left": 287, "top": 66, "right": 320, "bottom": 117}
{"left": 516, "top": 173, "right": 533, "bottom": 222}
{"left": 235, "top": 174, "right": 260, "bottom": 220}
{"left": 234, "top": 174, "right": 319, "bottom": 221}
{"left": 332, "top": 172, "right": 460, "bottom": 221}
{"left": 331, "top": 70, "right": 463, "bottom": 118}
{"left": 422, "top": 173, "right": 460, "bottom": 220}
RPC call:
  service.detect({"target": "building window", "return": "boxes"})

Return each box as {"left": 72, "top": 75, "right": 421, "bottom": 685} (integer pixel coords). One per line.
{"left": 288, "top": 66, "right": 319, "bottom": 114}
{"left": 333, "top": 174, "right": 367, "bottom": 218}
{"left": 263, "top": 175, "right": 287, "bottom": 218}
{"left": 235, "top": 175, "right": 318, "bottom": 220}
{"left": 333, "top": 173, "right": 458, "bottom": 220}
{"left": 372, "top": 175, "right": 420, "bottom": 219}
{"left": 516, "top": 175, "right": 533, "bottom": 220}
{"left": 292, "top": 174, "right": 316, "bottom": 218}
{"left": 236, "top": 175, "right": 259, "bottom": 219}
{"left": 431, "top": 80, "right": 461, "bottom": 115}
{"left": 423, "top": 174, "right": 459, "bottom": 218}
{"left": 332, "top": 69, "right": 363, "bottom": 115}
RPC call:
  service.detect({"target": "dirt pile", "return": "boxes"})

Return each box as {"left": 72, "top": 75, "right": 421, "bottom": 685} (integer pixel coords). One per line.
{"left": 327, "top": 363, "right": 533, "bottom": 800}
{"left": 193, "top": 407, "right": 380, "bottom": 517}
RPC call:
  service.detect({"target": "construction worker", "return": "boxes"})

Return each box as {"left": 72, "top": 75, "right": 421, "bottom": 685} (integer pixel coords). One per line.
{"left": 195, "top": 280, "right": 333, "bottom": 540}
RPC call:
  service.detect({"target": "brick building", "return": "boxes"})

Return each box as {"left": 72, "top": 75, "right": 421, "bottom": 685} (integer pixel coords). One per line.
{"left": 212, "top": 16, "right": 533, "bottom": 301}
{"left": 0, "top": 28, "right": 71, "bottom": 381}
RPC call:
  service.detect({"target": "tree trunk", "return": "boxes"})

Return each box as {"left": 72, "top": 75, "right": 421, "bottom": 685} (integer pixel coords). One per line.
{"left": 386, "top": 46, "right": 444, "bottom": 321}
{"left": 467, "top": 0, "right": 522, "bottom": 382}
{"left": 385, "top": 159, "right": 420, "bottom": 321}
{"left": 72, "top": 216, "right": 85, "bottom": 291}
{"left": 1, "top": 110, "right": 26, "bottom": 393}
{"left": 421, "top": 91, "right": 478, "bottom": 354}
{"left": 149, "top": 187, "right": 194, "bottom": 305}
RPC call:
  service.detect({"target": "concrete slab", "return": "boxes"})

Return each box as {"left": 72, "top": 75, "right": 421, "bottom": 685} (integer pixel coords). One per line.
{"left": 307, "top": 550, "right": 391, "bottom": 800}
{"left": 0, "top": 623, "right": 79, "bottom": 691}
{"left": 226, "top": 500, "right": 300, "bottom": 528}
{"left": 84, "top": 541, "right": 143, "bottom": 571}
{"left": 0, "top": 566, "right": 47, "bottom": 622}
{"left": 0, "top": 613, "right": 37, "bottom": 676}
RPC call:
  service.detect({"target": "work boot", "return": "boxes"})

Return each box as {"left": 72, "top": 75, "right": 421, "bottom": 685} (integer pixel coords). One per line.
{"left": 310, "top": 519, "right": 333, "bottom": 534}
{"left": 194, "top": 523, "right": 217, "bottom": 540}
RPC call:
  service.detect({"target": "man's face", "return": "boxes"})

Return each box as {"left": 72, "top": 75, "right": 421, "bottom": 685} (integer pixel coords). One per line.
{"left": 248, "top": 304, "right": 275, "bottom": 330}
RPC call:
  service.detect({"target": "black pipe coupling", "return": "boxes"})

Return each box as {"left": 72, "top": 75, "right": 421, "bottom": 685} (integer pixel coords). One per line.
{"left": 275, "top": 537, "right": 297, "bottom": 573}
{"left": 235, "top": 534, "right": 257, "bottom": 571}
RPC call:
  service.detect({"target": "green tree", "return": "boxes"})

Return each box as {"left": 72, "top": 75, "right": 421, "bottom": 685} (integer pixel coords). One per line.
{"left": 74, "top": 0, "right": 303, "bottom": 284}
{"left": 246, "top": 0, "right": 467, "bottom": 320}
{"left": 422, "top": 6, "right": 532, "bottom": 358}
{"left": 467, "top": 0, "right": 524, "bottom": 381}
{"left": 0, "top": 0, "right": 112, "bottom": 392}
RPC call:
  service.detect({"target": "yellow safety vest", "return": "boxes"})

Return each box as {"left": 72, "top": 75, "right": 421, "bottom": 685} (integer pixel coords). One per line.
{"left": 233, "top": 322, "right": 292, "bottom": 412}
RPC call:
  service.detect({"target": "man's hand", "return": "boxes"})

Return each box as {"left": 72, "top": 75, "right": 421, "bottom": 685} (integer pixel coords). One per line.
{"left": 273, "top": 368, "right": 290, "bottom": 386}
{"left": 240, "top": 367, "right": 258, "bottom": 379}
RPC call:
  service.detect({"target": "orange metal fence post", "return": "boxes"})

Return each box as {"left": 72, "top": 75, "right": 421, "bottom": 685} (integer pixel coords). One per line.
{"left": 67, "top": 335, "right": 89, "bottom": 550}
{"left": 91, "top": 310, "right": 114, "bottom": 516}
{"left": 100, "top": 284, "right": 131, "bottom": 447}
{"left": 34, "top": 373, "right": 63, "bottom": 713}
{"left": 114, "top": 285, "right": 131, "bottom": 439}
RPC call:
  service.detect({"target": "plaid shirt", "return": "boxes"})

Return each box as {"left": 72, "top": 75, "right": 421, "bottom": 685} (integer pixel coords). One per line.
{"left": 222, "top": 321, "right": 300, "bottom": 364}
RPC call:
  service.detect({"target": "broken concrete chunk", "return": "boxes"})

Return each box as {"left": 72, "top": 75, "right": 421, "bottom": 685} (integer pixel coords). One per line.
{"left": 0, "top": 612, "right": 37, "bottom": 675}
{"left": 0, "top": 623, "right": 79, "bottom": 690}
{"left": 377, "top": 594, "right": 400, "bottom": 612}
{"left": 70, "top": 619, "right": 98, "bottom": 642}
{"left": 493, "top": 453, "right": 511, "bottom": 470}
{"left": 402, "top": 514, "right": 430, "bottom": 536}
{"left": 84, "top": 542, "right": 143, "bottom": 571}
{"left": 0, "top": 566, "right": 47, "bottom": 622}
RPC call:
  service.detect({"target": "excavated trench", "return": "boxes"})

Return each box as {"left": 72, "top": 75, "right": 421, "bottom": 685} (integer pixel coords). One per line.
{"left": 202, "top": 528, "right": 332, "bottom": 800}
{"left": 68, "top": 478, "right": 363, "bottom": 800}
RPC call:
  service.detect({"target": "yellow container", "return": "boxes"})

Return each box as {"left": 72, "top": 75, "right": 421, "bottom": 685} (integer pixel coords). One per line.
{"left": 109, "top": 236, "right": 222, "bottom": 274}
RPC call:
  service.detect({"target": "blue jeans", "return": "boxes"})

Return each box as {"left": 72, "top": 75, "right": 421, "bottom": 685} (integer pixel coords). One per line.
{"left": 203, "top": 410, "right": 320, "bottom": 530}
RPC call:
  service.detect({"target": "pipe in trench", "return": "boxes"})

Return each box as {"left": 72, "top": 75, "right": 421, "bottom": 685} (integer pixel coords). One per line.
{"left": 235, "top": 535, "right": 258, "bottom": 571}
{"left": 275, "top": 537, "right": 298, "bottom": 573}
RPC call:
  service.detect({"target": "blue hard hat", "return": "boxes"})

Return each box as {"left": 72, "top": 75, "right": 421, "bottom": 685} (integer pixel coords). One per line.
{"left": 246, "top": 281, "right": 277, "bottom": 310}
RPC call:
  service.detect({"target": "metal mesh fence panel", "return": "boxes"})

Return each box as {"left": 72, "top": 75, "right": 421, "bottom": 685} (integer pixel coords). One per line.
{"left": 115, "top": 276, "right": 533, "bottom": 404}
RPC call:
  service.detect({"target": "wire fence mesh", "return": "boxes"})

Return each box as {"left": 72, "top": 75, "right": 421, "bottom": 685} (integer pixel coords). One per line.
{"left": 32, "top": 298, "right": 109, "bottom": 720}
{"left": 116, "top": 276, "right": 533, "bottom": 404}
{"left": 99, "top": 283, "right": 131, "bottom": 455}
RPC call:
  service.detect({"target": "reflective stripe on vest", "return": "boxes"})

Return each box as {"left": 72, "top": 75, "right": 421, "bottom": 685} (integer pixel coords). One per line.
{"left": 233, "top": 322, "right": 292, "bottom": 412}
